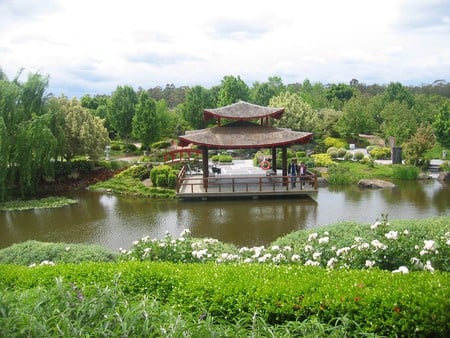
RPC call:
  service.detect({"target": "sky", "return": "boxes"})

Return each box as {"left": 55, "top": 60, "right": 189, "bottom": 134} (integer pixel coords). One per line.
{"left": 1, "top": 0, "right": 449, "bottom": 98}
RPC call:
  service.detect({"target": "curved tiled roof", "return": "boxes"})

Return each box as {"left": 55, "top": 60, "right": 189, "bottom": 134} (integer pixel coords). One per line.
{"left": 203, "top": 101, "right": 284, "bottom": 121}
{"left": 179, "top": 121, "right": 313, "bottom": 148}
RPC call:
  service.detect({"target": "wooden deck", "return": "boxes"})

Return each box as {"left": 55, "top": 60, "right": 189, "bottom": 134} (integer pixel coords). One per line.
{"left": 177, "top": 171, "right": 318, "bottom": 200}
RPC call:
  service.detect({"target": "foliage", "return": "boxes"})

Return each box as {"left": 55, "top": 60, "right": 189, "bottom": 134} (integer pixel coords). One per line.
{"left": 150, "top": 164, "right": 178, "bottom": 188}
{"left": 382, "top": 82, "right": 415, "bottom": 108}
{"left": 433, "top": 103, "right": 450, "bottom": 148}
{"left": 380, "top": 100, "right": 417, "bottom": 145}
{"left": 311, "top": 153, "right": 334, "bottom": 167}
{"left": 89, "top": 165, "right": 176, "bottom": 198}
{"left": 48, "top": 96, "right": 110, "bottom": 160}
{"left": 368, "top": 146, "right": 391, "bottom": 159}
{"left": 402, "top": 124, "right": 436, "bottom": 165}
{"left": 353, "top": 151, "right": 365, "bottom": 161}
{"left": 211, "top": 153, "right": 233, "bottom": 163}
{"left": 249, "top": 76, "right": 285, "bottom": 106}
{"left": 324, "top": 137, "right": 347, "bottom": 149}
{"left": 107, "top": 85, "right": 137, "bottom": 141}
{"left": 0, "top": 240, "right": 117, "bottom": 265}
{"left": 217, "top": 75, "right": 250, "bottom": 106}
{"left": 151, "top": 140, "right": 172, "bottom": 149}
{"left": 132, "top": 91, "right": 160, "bottom": 149}
{"left": 0, "top": 196, "right": 77, "bottom": 211}
{"left": 325, "top": 83, "right": 355, "bottom": 110}
{"left": 181, "top": 85, "right": 213, "bottom": 129}
{"left": 392, "top": 165, "right": 419, "bottom": 180}
{"left": 116, "top": 165, "right": 151, "bottom": 180}
{"left": 327, "top": 165, "right": 355, "bottom": 184}
{"left": 270, "top": 91, "right": 321, "bottom": 134}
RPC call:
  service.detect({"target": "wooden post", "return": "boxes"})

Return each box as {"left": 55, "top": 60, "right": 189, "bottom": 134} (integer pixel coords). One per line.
{"left": 202, "top": 147, "right": 209, "bottom": 189}
{"left": 282, "top": 146, "right": 288, "bottom": 186}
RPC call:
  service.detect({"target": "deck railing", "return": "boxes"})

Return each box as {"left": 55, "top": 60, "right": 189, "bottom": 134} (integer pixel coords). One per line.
{"left": 177, "top": 165, "right": 317, "bottom": 194}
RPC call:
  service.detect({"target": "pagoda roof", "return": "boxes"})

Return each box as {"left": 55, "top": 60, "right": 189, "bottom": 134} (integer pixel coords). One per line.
{"left": 203, "top": 101, "right": 285, "bottom": 121}
{"left": 179, "top": 121, "right": 313, "bottom": 149}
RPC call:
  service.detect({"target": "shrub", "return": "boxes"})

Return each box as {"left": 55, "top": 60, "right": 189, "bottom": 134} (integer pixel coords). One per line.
{"left": 327, "top": 165, "right": 356, "bottom": 184}
{"left": 337, "top": 148, "right": 347, "bottom": 158}
{"left": 0, "top": 240, "right": 117, "bottom": 265}
{"left": 369, "top": 146, "right": 391, "bottom": 159}
{"left": 353, "top": 151, "right": 365, "bottom": 161}
{"left": 151, "top": 140, "right": 172, "bottom": 149}
{"left": 311, "top": 153, "right": 334, "bottom": 167}
{"left": 324, "top": 137, "right": 348, "bottom": 149}
{"left": 296, "top": 151, "right": 306, "bottom": 158}
{"left": 116, "top": 165, "right": 150, "bottom": 180}
{"left": 392, "top": 164, "right": 419, "bottom": 180}
{"left": 125, "top": 143, "right": 137, "bottom": 152}
{"left": 343, "top": 151, "right": 353, "bottom": 161}
{"left": 150, "top": 165, "right": 177, "bottom": 187}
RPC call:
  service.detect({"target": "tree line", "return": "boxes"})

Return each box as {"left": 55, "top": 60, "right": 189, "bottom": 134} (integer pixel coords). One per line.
{"left": 1, "top": 69, "right": 449, "bottom": 201}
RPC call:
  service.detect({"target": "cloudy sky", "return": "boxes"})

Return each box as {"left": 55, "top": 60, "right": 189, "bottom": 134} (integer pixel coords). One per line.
{"left": 1, "top": 0, "right": 449, "bottom": 98}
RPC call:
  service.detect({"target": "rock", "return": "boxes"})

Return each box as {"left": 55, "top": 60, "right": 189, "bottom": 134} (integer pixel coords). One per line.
{"left": 437, "top": 171, "right": 450, "bottom": 182}
{"left": 417, "top": 173, "right": 432, "bottom": 180}
{"left": 316, "top": 177, "right": 328, "bottom": 187}
{"left": 358, "top": 179, "right": 395, "bottom": 189}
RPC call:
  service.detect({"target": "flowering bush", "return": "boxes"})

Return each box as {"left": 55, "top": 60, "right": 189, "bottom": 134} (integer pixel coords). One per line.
{"left": 121, "top": 215, "right": 450, "bottom": 273}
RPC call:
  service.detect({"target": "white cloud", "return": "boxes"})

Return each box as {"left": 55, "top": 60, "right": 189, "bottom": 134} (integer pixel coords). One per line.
{"left": 0, "top": 0, "right": 449, "bottom": 97}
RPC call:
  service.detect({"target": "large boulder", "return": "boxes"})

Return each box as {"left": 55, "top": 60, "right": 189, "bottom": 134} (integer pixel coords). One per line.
{"left": 358, "top": 179, "right": 395, "bottom": 189}
{"left": 437, "top": 171, "right": 450, "bottom": 182}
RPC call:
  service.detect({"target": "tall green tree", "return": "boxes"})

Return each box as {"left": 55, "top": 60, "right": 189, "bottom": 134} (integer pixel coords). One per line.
{"left": 382, "top": 82, "right": 414, "bottom": 108}
{"left": 269, "top": 92, "right": 320, "bottom": 134}
{"left": 380, "top": 101, "right": 417, "bottom": 145}
{"left": 336, "top": 94, "right": 378, "bottom": 139}
{"left": 325, "top": 83, "right": 356, "bottom": 110}
{"left": 299, "top": 79, "right": 328, "bottom": 109}
{"left": 181, "top": 85, "right": 212, "bottom": 129}
{"left": 433, "top": 103, "right": 450, "bottom": 148}
{"left": 217, "top": 75, "right": 250, "bottom": 106}
{"left": 250, "top": 76, "right": 284, "bottom": 106}
{"left": 132, "top": 91, "right": 160, "bottom": 149}
{"left": 108, "top": 85, "right": 137, "bottom": 141}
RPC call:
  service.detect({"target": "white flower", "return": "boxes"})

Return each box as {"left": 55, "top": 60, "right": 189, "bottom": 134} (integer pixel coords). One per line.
{"left": 283, "top": 246, "right": 292, "bottom": 252}
{"left": 65, "top": 246, "right": 71, "bottom": 251}
{"left": 141, "top": 235, "right": 150, "bottom": 242}
{"left": 336, "top": 247, "right": 350, "bottom": 256}
{"left": 271, "top": 245, "right": 280, "bottom": 251}
{"left": 420, "top": 250, "right": 427, "bottom": 256}
{"left": 291, "top": 254, "right": 301, "bottom": 262}
{"left": 132, "top": 241, "right": 139, "bottom": 245}
{"left": 318, "top": 236, "right": 329, "bottom": 244}
{"left": 239, "top": 247, "right": 250, "bottom": 254}
{"left": 423, "top": 240, "right": 436, "bottom": 251}
{"left": 424, "top": 260, "right": 435, "bottom": 272}
{"left": 29, "top": 263, "right": 36, "bottom": 268}
{"left": 403, "top": 230, "right": 409, "bottom": 235}
{"left": 304, "top": 245, "right": 314, "bottom": 252}
{"left": 313, "top": 252, "right": 322, "bottom": 260}
{"left": 365, "top": 260, "right": 375, "bottom": 268}
{"left": 258, "top": 253, "right": 272, "bottom": 263}
{"left": 308, "top": 233, "right": 318, "bottom": 241}
{"left": 272, "top": 253, "right": 286, "bottom": 263}
{"left": 192, "top": 249, "right": 208, "bottom": 259}
{"left": 392, "top": 266, "right": 409, "bottom": 274}
{"left": 371, "top": 221, "right": 381, "bottom": 230}
{"left": 411, "top": 257, "right": 421, "bottom": 265}
{"left": 243, "top": 258, "right": 253, "bottom": 263}
{"left": 180, "top": 229, "right": 191, "bottom": 237}
{"left": 370, "top": 240, "right": 387, "bottom": 250}
{"left": 324, "top": 231, "right": 329, "bottom": 236}
{"left": 385, "top": 231, "right": 398, "bottom": 240}
{"left": 40, "top": 260, "right": 55, "bottom": 266}
{"left": 447, "top": 239, "right": 450, "bottom": 246}
{"left": 327, "top": 257, "right": 338, "bottom": 268}
{"left": 304, "top": 259, "right": 320, "bottom": 266}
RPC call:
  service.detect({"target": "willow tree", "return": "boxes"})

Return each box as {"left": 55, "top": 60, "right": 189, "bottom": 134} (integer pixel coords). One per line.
{"left": 0, "top": 72, "right": 55, "bottom": 199}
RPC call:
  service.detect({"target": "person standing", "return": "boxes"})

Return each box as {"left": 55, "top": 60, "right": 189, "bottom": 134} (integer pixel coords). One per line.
{"left": 299, "top": 162, "right": 307, "bottom": 186}
{"left": 288, "top": 158, "right": 298, "bottom": 188}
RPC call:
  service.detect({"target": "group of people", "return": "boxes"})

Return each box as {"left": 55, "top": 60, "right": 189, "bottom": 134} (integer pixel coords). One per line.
{"left": 287, "top": 158, "right": 307, "bottom": 188}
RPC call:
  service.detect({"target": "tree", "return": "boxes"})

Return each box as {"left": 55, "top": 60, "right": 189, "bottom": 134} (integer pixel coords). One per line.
{"left": 402, "top": 124, "right": 435, "bottom": 165}
{"left": 250, "top": 76, "right": 284, "bottom": 106}
{"left": 382, "top": 82, "right": 414, "bottom": 108}
{"left": 49, "top": 97, "right": 110, "bottom": 160}
{"left": 217, "top": 75, "right": 249, "bottom": 106}
{"left": 269, "top": 92, "right": 320, "bottom": 134}
{"left": 433, "top": 103, "right": 450, "bottom": 148}
{"left": 336, "top": 94, "right": 377, "bottom": 139}
{"left": 380, "top": 101, "right": 417, "bottom": 145}
{"left": 325, "top": 83, "right": 355, "bottom": 110}
{"left": 132, "top": 91, "right": 160, "bottom": 149}
{"left": 181, "top": 85, "right": 212, "bottom": 129}
{"left": 298, "top": 79, "right": 328, "bottom": 109}
{"left": 108, "top": 85, "right": 137, "bottom": 141}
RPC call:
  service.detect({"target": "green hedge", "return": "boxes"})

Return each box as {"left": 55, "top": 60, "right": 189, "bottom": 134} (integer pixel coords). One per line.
{"left": 0, "top": 262, "right": 448, "bottom": 337}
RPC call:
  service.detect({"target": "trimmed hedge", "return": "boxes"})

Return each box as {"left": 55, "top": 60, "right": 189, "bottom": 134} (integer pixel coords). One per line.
{"left": 0, "top": 262, "right": 448, "bottom": 337}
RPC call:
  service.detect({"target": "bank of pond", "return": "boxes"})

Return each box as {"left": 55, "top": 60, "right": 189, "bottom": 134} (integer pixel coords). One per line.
{"left": 0, "top": 215, "right": 449, "bottom": 336}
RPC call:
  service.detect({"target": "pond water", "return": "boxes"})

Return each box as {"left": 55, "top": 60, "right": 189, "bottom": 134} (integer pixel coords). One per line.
{"left": 1, "top": 179, "right": 449, "bottom": 251}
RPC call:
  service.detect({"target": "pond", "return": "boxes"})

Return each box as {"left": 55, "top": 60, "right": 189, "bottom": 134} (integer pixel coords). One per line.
{"left": 1, "top": 179, "right": 449, "bottom": 251}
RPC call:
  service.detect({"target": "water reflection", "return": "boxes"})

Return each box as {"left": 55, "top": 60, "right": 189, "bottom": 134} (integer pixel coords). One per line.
{"left": 1, "top": 180, "right": 448, "bottom": 251}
